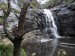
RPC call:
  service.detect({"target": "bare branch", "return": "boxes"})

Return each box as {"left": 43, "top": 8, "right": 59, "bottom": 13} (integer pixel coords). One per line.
{"left": 7, "top": 0, "right": 11, "bottom": 15}
{"left": 3, "top": 0, "right": 15, "bottom": 43}
{"left": 3, "top": 15, "right": 15, "bottom": 43}
{"left": 18, "top": 3, "right": 30, "bottom": 31}
{"left": 14, "top": 13, "right": 19, "bottom": 19}
{"left": 13, "top": 3, "right": 31, "bottom": 38}
{"left": 2, "top": 9, "right": 6, "bottom": 15}
{"left": 21, "top": 28, "right": 39, "bottom": 39}
{"left": 12, "top": 27, "right": 39, "bottom": 39}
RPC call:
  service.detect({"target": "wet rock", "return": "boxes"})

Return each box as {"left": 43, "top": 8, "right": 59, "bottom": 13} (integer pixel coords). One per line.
{"left": 52, "top": 4, "right": 75, "bottom": 36}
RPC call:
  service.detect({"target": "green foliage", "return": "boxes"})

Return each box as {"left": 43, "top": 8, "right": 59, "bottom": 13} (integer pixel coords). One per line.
{"left": 20, "top": 49, "right": 26, "bottom": 56}
{"left": 0, "top": 44, "right": 26, "bottom": 56}
{"left": 17, "top": 2, "right": 24, "bottom": 8}
{"left": 12, "top": 9, "right": 20, "bottom": 14}
{"left": 0, "top": 17, "right": 3, "bottom": 25}
{"left": 17, "top": 0, "right": 40, "bottom": 9}
{"left": 0, "top": 2, "right": 8, "bottom": 10}
{"left": 30, "top": 0, "right": 40, "bottom": 9}
{"left": 63, "top": 0, "right": 73, "bottom": 5}
{"left": 0, "top": 44, "right": 13, "bottom": 56}
{"left": 0, "top": 17, "right": 3, "bottom": 21}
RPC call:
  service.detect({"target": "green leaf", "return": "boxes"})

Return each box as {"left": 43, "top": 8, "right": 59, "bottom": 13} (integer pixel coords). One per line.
{"left": 21, "top": 48, "right": 26, "bottom": 56}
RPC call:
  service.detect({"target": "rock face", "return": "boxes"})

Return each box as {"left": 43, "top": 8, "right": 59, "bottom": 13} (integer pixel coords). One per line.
{"left": 28, "top": 5, "right": 75, "bottom": 37}
{"left": 53, "top": 5, "right": 75, "bottom": 55}
{"left": 52, "top": 4, "right": 75, "bottom": 36}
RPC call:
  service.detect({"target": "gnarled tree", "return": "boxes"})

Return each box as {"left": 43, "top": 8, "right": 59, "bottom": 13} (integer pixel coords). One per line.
{"left": 0, "top": 0, "right": 38, "bottom": 56}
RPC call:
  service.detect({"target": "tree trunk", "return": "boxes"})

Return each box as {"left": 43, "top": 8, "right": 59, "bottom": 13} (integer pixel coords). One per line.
{"left": 13, "top": 39, "right": 22, "bottom": 56}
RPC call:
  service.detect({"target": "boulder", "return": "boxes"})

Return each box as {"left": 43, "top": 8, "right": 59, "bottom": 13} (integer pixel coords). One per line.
{"left": 21, "top": 30, "right": 53, "bottom": 56}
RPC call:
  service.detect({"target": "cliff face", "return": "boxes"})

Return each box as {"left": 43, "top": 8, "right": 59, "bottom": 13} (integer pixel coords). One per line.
{"left": 52, "top": 4, "right": 75, "bottom": 36}
{"left": 27, "top": 5, "right": 75, "bottom": 37}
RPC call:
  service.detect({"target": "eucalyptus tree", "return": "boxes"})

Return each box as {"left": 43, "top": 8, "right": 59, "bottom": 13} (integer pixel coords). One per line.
{"left": 0, "top": 0, "right": 40, "bottom": 56}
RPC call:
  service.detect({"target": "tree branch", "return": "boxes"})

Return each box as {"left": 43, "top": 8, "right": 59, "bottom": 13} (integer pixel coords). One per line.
{"left": 21, "top": 28, "right": 39, "bottom": 39}
{"left": 2, "top": 9, "right": 6, "bottom": 15}
{"left": 7, "top": 0, "right": 11, "bottom": 15}
{"left": 3, "top": 0, "right": 15, "bottom": 43}
{"left": 12, "top": 27, "right": 39, "bottom": 38}
{"left": 14, "top": 13, "right": 19, "bottom": 19}
{"left": 18, "top": 3, "right": 30, "bottom": 31}
{"left": 3, "top": 16, "right": 15, "bottom": 43}
{"left": 13, "top": 3, "right": 30, "bottom": 37}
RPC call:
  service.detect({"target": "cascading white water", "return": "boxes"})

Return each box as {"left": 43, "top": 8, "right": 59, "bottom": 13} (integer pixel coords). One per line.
{"left": 43, "top": 9, "right": 59, "bottom": 38}
{"left": 37, "top": 0, "right": 59, "bottom": 38}
{"left": 37, "top": 0, "right": 60, "bottom": 56}
{"left": 43, "top": 9, "right": 59, "bottom": 56}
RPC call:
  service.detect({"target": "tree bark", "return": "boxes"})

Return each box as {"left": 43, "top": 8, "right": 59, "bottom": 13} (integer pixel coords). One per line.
{"left": 18, "top": 3, "right": 30, "bottom": 31}
{"left": 13, "top": 38, "right": 22, "bottom": 56}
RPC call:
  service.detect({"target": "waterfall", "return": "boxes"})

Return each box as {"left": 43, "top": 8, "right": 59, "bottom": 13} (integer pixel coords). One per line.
{"left": 37, "top": 0, "right": 59, "bottom": 37}
{"left": 43, "top": 9, "right": 59, "bottom": 38}
{"left": 37, "top": 1, "right": 60, "bottom": 38}
{"left": 42, "top": 9, "right": 60, "bottom": 56}
{"left": 37, "top": 0, "right": 60, "bottom": 56}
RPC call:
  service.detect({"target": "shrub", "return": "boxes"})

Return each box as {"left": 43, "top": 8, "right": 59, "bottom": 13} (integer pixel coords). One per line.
{"left": 0, "top": 44, "right": 13, "bottom": 56}
{"left": 21, "top": 49, "right": 26, "bottom": 56}
{"left": 0, "top": 44, "right": 26, "bottom": 56}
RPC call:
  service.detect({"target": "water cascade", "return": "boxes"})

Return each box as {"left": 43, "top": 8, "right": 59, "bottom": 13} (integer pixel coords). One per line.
{"left": 37, "top": 0, "right": 60, "bottom": 56}
{"left": 43, "top": 9, "right": 59, "bottom": 38}
{"left": 36, "top": 0, "right": 60, "bottom": 56}
{"left": 42, "top": 9, "right": 60, "bottom": 56}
